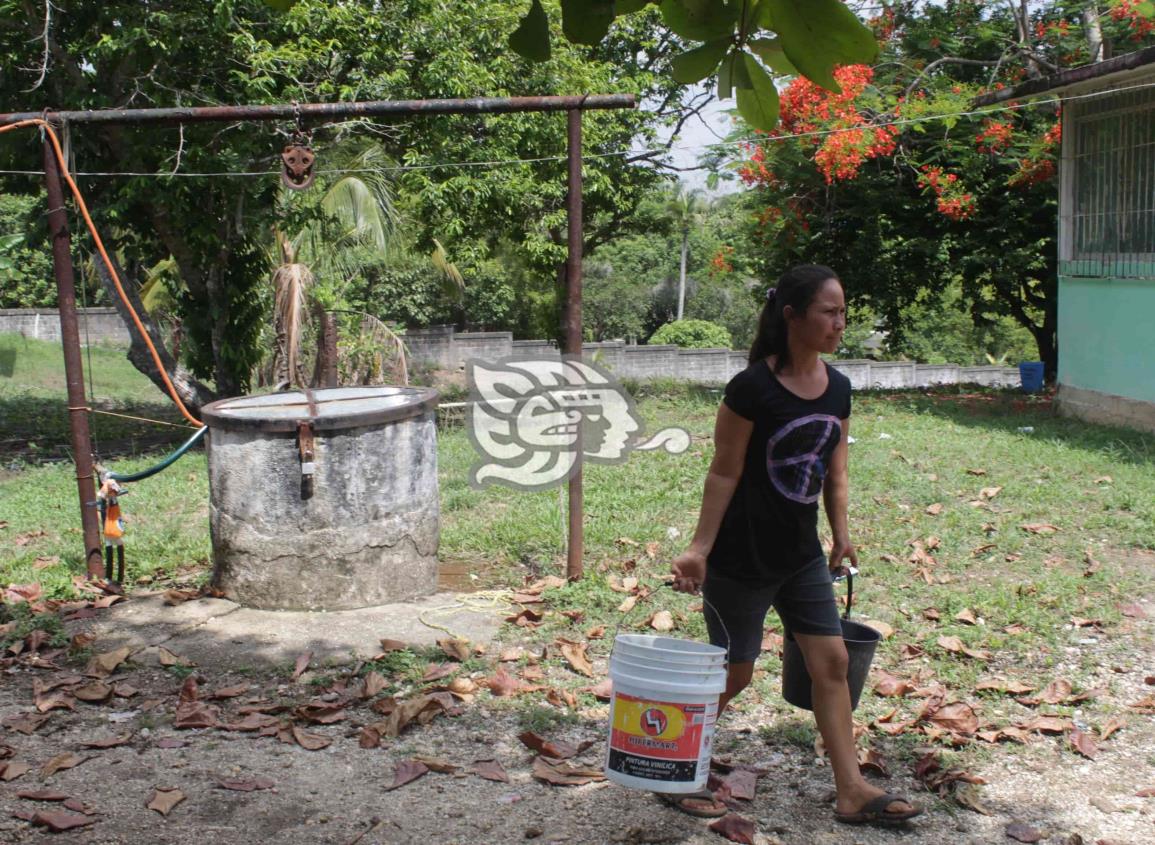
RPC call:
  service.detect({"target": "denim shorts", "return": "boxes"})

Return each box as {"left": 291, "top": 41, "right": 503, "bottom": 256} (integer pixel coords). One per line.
{"left": 702, "top": 556, "right": 843, "bottom": 662}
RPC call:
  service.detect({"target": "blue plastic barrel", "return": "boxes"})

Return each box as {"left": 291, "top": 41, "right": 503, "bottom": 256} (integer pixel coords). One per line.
{"left": 1019, "top": 361, "right": 1045, "bottom": 393}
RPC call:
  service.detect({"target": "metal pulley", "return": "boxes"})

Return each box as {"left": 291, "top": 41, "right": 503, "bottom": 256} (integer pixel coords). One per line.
{"left": 281, "top": 102, "right": 316, "bottom": 190}
{"left": 281, "top": 138, "right": 315, "bottom": 190}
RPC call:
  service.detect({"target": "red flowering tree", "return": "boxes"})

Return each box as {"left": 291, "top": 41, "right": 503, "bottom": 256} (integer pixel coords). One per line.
{"left": 730, "top": 0, "right": 1155, "bottom": 376}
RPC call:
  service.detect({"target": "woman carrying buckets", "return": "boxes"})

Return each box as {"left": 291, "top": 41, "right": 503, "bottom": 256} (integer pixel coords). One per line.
{"left": 669, "top": 265, "right": 923, "bottom": 826}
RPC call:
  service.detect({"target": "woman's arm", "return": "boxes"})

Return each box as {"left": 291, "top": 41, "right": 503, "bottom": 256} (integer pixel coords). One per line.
{"left": 823, "top": 417, "right": 857, "bottom": 572}
{"left": 671, "top": 403, "right": 753, "bottom": 592}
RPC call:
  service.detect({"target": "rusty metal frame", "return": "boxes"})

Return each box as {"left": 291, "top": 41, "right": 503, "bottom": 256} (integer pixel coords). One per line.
{"left": 18, "top": 93, "right": 636, "bottom": 582}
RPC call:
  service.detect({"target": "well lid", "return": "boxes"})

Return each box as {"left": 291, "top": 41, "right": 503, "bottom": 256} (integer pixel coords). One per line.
{"left": 201, "top": 386, "right": 440, "bottom": 433}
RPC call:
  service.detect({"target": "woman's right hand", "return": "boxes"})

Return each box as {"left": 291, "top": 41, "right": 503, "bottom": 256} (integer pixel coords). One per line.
{"left": 671, "top": 549, "right": 708, "bottom": 594}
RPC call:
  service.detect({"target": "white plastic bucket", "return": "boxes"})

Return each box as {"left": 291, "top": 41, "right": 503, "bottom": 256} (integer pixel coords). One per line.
{"left": 614, "top": 634, "right": 727, "bottom": 667}
{"left": 604, "top": 635, "right": 727, "bottom": 793}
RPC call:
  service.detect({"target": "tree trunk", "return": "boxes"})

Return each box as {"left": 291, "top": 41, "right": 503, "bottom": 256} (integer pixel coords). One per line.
{"left": 1083, "top": 5, "right": 1106, "bottom": 63}
{"left": 1033, "top": 297, "right": 1059, "bottom": 382}
{"left": 677, "top": 230, "right": 688, "bottom": 321}
{"left": 94, "top": 255, "right": 219, "bottom": 414}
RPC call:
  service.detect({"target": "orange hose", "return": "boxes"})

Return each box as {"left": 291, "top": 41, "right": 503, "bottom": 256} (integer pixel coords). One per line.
{"left": 0, "top": 119, "right": 203, "bottom": 426}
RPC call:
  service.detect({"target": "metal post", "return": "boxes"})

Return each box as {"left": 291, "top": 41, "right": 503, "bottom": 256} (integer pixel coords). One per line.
{"left": 43, "top": 130, "right": 103, "bottom": 579}
{"left": 565, "top": 109, "right": 583, "bottom": 581}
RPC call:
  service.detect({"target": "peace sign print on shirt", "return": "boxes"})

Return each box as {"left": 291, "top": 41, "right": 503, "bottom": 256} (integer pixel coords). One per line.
{"left": 764, "top": 414, "right": 842, "bottom": 504}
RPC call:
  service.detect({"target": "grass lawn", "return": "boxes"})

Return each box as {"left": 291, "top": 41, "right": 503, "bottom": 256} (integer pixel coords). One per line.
{"left": 3, "top": 340, "right": 1154, "bottom": 792}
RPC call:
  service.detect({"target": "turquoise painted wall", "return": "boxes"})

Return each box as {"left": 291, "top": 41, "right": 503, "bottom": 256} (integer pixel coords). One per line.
{"left": 1059, "top": 275, "right": 1155, "bottom": 403}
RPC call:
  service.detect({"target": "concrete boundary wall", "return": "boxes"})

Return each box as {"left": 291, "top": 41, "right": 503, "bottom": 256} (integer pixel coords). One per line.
{"left": 0, "top": 308, "right": 129, "bottom": 346}
{"left": 404, "top": 324, "right": 1021, "bottom": 389}
{"left": 0, "top": 312, "right": 1022, "bottom": 389}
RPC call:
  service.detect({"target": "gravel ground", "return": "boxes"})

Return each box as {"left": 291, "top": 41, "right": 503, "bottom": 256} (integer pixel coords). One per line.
{"left": 0, "top": 599, "right": 1152, "bottom": 845}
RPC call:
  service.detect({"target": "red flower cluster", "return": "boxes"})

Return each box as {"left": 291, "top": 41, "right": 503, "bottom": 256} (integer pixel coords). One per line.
{"left": 709, "top": 245, "right": 735, "bottom": 275}
{"left": 976, "top": 119, "right": 1014, "bottom": 154}
{"left": 918, "top": 165, "right": 975, "bottom": 221}
{"left": 869, "top": 8, "right": 897, "bottom": 40}
{"left": 1111, "top": 0, "right": 1155, "bottom": 40}
{"left": 738, "top": 144, "right": 775, "bottom": 187}
{"left": 1009, "top": 120, "right": 1062, "bottom": 188}
{"left": 775, "top": 65, "right": 898, "bottom": 183}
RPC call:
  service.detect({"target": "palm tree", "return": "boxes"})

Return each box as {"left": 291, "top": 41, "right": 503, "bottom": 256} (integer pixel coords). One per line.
{"left": 666, "top": 186, "right": 707, "bottom": 321}
{"left": 269, "top": 144, "right": 402, "bottom": 388}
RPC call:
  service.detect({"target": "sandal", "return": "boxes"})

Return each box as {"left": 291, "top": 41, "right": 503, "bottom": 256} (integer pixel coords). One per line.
{"left": 834, "top": 793, "right": 923, "bottom": 826}
{"left": 655, "top": 789, "right": 728, "bottom": 819}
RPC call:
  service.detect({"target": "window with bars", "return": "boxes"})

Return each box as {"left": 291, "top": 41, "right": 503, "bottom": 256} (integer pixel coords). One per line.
{"left": 1062, "top": 80, "right": 1155, "bottom": 278}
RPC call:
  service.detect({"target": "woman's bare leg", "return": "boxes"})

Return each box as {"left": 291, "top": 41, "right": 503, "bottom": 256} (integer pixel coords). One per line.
{"left": 793, "top": 633, "right": 912, "bottom": 816}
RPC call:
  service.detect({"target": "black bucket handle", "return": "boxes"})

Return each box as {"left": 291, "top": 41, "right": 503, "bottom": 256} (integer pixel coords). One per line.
{"left": 833, "top": 566, "right": 858, "bottom": 620}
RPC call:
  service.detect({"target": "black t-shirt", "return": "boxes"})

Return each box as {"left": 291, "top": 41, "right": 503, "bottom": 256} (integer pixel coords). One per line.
{"left": 707, "top": 360, "right": 852, "bottom": 580}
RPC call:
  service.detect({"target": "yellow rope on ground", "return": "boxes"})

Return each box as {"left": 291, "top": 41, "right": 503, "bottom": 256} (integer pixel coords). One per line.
{"left": 417, "top": 589, "right": 514, "bottom": 641}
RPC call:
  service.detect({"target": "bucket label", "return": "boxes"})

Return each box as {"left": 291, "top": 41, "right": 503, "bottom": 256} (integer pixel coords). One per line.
{"left": 607, "top": 692, "right": 717, "bottom": 782}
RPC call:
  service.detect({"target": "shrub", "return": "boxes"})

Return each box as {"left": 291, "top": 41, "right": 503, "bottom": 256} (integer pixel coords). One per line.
{"left": 649, "top": 319, "right": 732, "bottom": 349}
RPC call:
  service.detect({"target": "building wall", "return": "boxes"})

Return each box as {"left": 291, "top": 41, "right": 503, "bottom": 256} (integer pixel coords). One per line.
{"left": 1058, "top": 276, "right": 1155, "bottom": 404}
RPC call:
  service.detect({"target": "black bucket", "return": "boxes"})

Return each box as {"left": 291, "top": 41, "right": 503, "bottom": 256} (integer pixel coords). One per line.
{"left": 781, "top": 572, "right": 880, "bottom": 711}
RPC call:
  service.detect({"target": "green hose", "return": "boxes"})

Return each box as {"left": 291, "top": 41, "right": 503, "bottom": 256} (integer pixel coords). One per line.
{"left": 107, "top": 425, "right": 208, "bottom": 483}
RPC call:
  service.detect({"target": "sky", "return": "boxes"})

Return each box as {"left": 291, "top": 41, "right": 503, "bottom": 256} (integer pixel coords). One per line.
{"left": 653, "top": 85, "right": 743, "bottom": 196}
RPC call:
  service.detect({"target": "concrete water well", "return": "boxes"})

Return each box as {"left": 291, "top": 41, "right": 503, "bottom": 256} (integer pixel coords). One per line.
{"left": 200, "top": 386, "right": 440, "bottom": 611}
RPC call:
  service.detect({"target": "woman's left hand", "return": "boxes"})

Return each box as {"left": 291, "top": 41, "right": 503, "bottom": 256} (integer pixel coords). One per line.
{"left": 829, "top": 537, "right": 858, "bottom": 576}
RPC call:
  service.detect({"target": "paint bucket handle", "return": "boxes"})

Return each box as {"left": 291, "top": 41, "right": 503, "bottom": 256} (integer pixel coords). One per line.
{"left": 611, "top": 581, "right": 731, "bottom": 666}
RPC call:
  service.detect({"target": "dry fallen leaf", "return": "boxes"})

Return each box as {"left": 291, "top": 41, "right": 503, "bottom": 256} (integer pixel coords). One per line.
{"left": 147, "top": 787, "right": 186, "bottom": 816}
{"left": 378, "top": 639, "right": 407, "bottom": 653}
{"left": 437, "top": 638, "right": 471, "bottom": 662}
{"left": 0, "top": 760, "right": 32, "bottom": 781}
{"left": 531, "top": 756, "right": 605, "bottom": 786}
{"left": 39, "top": 753, "right": 89, "bottom": 779}
{"left": 27, "top": 810, "right": 99, "bottom": 832}
{"left": 469, "top": 759, "right": 510, "bottom": 783}
{"left": 617, "top": 595, "right": 637, "bottom": 613}
{"left": 649, "top": 610, "right": 675, "bottom": 632}
{"left": 291, "top": 651, "right": 313, "bottom": 681}
{"left": 872, "top": 672, "right": 914, "bottom": 698}
{"left": 955, "top": 608, "right": 979, "bottom": 625}
{"left": 925, "top": 503, "right": 944, "bottom": 516}
{"left": 1021, "top": 523, "right": 1060, "bottom": 535}
{"left": 979, "top": 486, "right": 1003, "bottom": 500}
{"left": 385, "top": 760, "right": 429, "bottom": 791}
{"left": 85, "top": 647, "right": 132, "bottom": 678}
{"left": 707, "top": 812, "right": 757, "bottom": 844}
{"left": 1099, "top": 717, "right": 1126, "bottom": 741}
{"left": 927, "top": 702, "right": 979, "bottom": 735}
{"left": 216, "top": 777, "right": 274, "bottom": 792}
{"left": 937, "top": 636, "right": 991, "bottom": 660}
{"left": 857, "top": 747, "right": 889, "bottom": 776}
{"left": 1069, "top": 729, "right": 1097, "bottom": 759}
{"left": 157, "top": 647, "right": 188, "bottom": 667}
{"left": 290, "top": 725, "right": 331, "bottom": 750}
{"left": 559, "top": 642, "right": 594, "bottom": 678}
{"left": 483, "top": 667, "right": 523, "bottom": 698}
{"left": 1005, "top": 821, "right": 1044, "bottom": 843}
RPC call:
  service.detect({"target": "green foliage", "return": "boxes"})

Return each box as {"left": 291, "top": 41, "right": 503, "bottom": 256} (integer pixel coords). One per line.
{"left": 0, "top": 193, "right": 63, "bottom": 309}
{"left": 505, "top": 0, "right": 880, "bottom": 133}
{"left": 649, "top": 318, "right": 732, "bottom": 348}
{"left": 886, "top": 282, "right": 1038, "bottom": 366}
{"left": 0, "top": 602, "right": 67, "bottom": 652}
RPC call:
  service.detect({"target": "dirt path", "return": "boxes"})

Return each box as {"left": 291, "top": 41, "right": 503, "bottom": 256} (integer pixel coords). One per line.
{"left": 1, "top": 597, "right": 1153, "bottom": 845}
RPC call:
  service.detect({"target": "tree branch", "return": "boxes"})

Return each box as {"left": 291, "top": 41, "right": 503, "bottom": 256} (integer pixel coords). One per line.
{"left": 22, "top": 0, "right": 53, "bottom": 92}
{"left": 903, "top": 56, "right": 1001, "bottom": 99}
